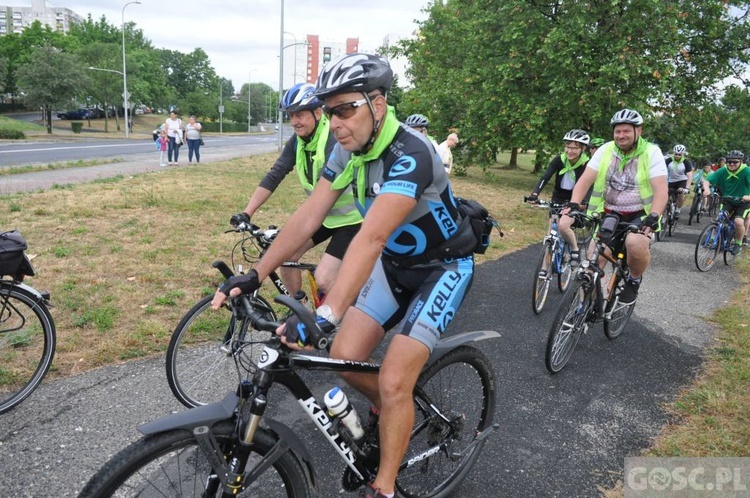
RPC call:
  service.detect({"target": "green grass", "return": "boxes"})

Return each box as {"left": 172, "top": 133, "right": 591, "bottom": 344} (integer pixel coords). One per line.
{"left": 0, "top": 115, "right": 46, "bottom": 133}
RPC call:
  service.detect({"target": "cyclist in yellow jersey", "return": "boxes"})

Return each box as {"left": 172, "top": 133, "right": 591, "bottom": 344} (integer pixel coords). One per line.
{"left": 564, "top": 109, "right": 668, "bottom": 304}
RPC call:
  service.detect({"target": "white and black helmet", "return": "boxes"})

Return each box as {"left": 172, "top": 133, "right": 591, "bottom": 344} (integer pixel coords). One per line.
{"left": 405, "top": 114, "right": 429, "bottom": 128}
{"left": 314, "top": 53, "right": 393, "bottom": 100}
{"left": 726, "top": 150, "right": 744, "bottom": 160}
{"left": 562, "top": 129, "right": 590, "bottom": 146}
{"left": 610, "top": 108, "right": 644, "bottom": 127}
{"left": 673, "top": 144, "right": 687, "bottom": 155}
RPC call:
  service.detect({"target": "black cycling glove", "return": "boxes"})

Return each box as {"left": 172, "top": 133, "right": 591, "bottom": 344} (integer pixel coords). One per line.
{"left": 282, "top": 312, "right": 337, "bottom": 348}
{"left": 230, "top": 212, "right": 251, "bottom": 227}
{"left": 526, "top": 193, "right": 538, "bottom": 203}
{"left": 642, "top": 213, "right": 660, "bottom": 230}
{"left": 565, "top": 201, "right": 581, "bottom": 211}
{"left": 218, "top": 269, "right": 260, "bottom": 296}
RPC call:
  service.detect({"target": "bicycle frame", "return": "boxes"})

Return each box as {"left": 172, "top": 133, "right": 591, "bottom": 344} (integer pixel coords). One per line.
{"left": 142, "top": 316, "right": 500, "bottom": 492}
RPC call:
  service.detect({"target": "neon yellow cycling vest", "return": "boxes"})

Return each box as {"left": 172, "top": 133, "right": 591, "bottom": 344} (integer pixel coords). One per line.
{"left": 587, "top": 138, "right": 656, "bottom": 216}
{"left": 296, "top": 116, "right": 362, "bottom": 229}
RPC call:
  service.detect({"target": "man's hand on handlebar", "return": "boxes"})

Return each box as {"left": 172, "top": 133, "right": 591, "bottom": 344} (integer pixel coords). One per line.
{"left": 230, "top": 212, "right": 251, "bottom": 228}
{"left": 640, "top": 212, "right": 660, "bottom": 235}
{"left": 278, "top": 312, "right": 336, "bottom": 350}
{"left": 211, "top": 269, "right": 260, "bottom": 309}
{"left": 525, "top": 193, "right": 538, "bottom": 203}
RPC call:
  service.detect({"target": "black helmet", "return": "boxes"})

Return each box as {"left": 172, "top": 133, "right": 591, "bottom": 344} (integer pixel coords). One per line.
{"left": 610, "top": 109, "right": 644, "bottom": 127}
{"left": 314, "top": 53, "right": 393, "bottom": 100}
{"left": 726, "top": 150, "right": 744, "bottom": 160}
{"left": 405, "top": 114, "right": 429, "bottom": 128}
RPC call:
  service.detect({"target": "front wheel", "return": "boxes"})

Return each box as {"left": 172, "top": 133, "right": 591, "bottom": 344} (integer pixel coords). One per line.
{"left": 531, "top": 244, "right": 553, "bottom": 314}
{"left": 78, "top": 422, "right": 311, "bottom": 497}
{"left": 0, "top": 284, "right": 56, "bottom": 414}
{"left": 545, "top": 279, "right": 590, "bottom": 374}
{"left": 397, "top": 346, "right": 496, "bottom": 498}
{"left": 695, "top": 224, "right": 721, "bottom": 272}
{"left": 166, "top": 294, "right": 276, "bottom": 408}
{"left": 603, "top": 273, "right": 635, "bottom": 339}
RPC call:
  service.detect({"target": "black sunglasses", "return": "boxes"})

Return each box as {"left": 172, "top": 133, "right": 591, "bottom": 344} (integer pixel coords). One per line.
{"left": 727, "top": 160, "right": 741, "bottom": 165}
{"left": 322, "top": 98, "right": 368, "bottom": 119}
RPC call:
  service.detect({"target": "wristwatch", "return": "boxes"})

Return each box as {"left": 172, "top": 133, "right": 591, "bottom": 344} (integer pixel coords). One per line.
{"left": 316, "top": 304, "right": 341, "bottom": 327}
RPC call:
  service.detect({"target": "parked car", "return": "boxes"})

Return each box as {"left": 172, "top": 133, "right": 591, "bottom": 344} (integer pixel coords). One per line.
{"left": 87, "top": 106, "right": 116, "bottom": 119}
{"left": 57, "top": 108, "right": 92, "bottom": 120}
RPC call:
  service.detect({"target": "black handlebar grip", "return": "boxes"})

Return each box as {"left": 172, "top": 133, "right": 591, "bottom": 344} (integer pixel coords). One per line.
{"left": 212, "top": 260, "right": 235, "bottom": 279}
{"left": 274, "top": 294, "right": 329, "bottom": 349}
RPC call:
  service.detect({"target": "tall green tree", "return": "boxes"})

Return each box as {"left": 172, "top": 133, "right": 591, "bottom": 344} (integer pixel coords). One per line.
{"left": 17, "top": 45, "right": 88, "bottom": 133}
{"left": 399, "top": 0, "right": 750, "bottom": 169}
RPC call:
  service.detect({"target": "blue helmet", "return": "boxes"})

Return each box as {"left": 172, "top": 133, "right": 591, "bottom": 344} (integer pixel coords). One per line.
{"left": 280, "top": 83, "right": 321, "bottom": 113}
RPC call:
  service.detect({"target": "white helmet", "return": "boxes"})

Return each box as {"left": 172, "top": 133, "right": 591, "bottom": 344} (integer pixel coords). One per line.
{"left": 673, "top": 144, "right": 687, "bottom": 155}
{"left": 563, "top": 129, "right": 590, "bottom": 146}
{"left": 610, "top": 109, "right": 644, "bottom": 127}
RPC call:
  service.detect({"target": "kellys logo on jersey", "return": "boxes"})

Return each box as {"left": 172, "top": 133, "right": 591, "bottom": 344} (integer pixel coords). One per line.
{"left": 390, "top": 155, "right": 417, "bottom": 177}
{"left": 385, "top": 225, "right": 427, "bottom": 256}
{"left": 429, "top": 201, "right": 460, "bottom": 240}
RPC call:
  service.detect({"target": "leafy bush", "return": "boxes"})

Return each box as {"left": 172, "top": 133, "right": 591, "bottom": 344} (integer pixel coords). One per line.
{"left": 71, "top": 121, "right": 84, "bottom": 133}
{"left": 0, "top": 128, "right": 26, "bottom": 139}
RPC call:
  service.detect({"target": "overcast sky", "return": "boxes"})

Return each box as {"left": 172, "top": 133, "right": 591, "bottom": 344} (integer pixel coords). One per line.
{"left": 27, "top": 0, "right": 431, "bottom": 90}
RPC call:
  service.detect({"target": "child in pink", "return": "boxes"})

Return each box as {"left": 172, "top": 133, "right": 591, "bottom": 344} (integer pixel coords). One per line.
{"left": 157, "top": 130, "right": 168, "bottom": 166}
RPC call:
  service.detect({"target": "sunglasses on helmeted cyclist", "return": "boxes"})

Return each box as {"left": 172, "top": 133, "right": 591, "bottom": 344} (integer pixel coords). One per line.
{"left": 727, "top": 160, "right": 741, "bottom": 165}
{"left": 321, "top": 98, "right": 369, "bottom": 119}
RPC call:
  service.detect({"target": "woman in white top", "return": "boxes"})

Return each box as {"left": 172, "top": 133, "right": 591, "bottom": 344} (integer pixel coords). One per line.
{"left": 185, "top": 115, "right": 202, "bottom": 164}
{"left": 165, "top": 111, "right": 184, "bottom": 165}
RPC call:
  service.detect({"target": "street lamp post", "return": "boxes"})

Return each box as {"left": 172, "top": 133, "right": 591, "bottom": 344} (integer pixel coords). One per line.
{"left": 230, "top": 97, "right": 252, "bottom": 133}
{"left": 122, "top": 0, "right": 141, "bottom": 139}
{"left": 278, "top": 0, "right": 284, "bottom": 151}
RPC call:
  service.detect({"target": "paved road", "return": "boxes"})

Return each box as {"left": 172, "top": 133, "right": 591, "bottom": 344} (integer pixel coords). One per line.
{"left": 0, "top": 217, "right": 734, "bottom": 497}
{"left": 0, "top": 135, "right": 279, "bottom": 194}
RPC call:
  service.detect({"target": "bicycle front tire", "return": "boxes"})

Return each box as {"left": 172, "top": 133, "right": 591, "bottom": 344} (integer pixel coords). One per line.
{"left": 0, "top": 284, "right": 56, "bottom": 414}
{"left": 603, "top": 273, "right": 635, "bottom": 340}
{"left": 396, "top": 345, "right": 496, "bottom": 498}
{"left": 695, "top": 224, "right": 721, "bottom": 272}
{"left": 166, "top": 294, "right": 276, "bottom": 408}
{"left": 545, "top": 279, "right": 589, "bottom": 374}
{"left": 531, "top": 244, "right": 553, "bottom": 314}
{"left": 79, "top": 422, "right": 310, "bottom": 497}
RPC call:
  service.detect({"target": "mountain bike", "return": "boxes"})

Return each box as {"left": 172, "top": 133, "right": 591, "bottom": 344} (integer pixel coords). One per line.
{"left": 526, "top": 198, "right": 593, "bottom": 314}
{"left": 694, "top": 196, "right": 743, "bottom": 272}
{"left": 545, "top": 212, "right": 640, "bottom": 374}
{"left": 0, "top": 230, "right": 56, "bottom": 414}
{"left": 663, "top": 187, "right": 689, "bottom": 237}
{"left": 80, "top": 283, "right": 499, "bottom": 497}
{"left": 166, "top": 222, "right": 320, "bottom": 408}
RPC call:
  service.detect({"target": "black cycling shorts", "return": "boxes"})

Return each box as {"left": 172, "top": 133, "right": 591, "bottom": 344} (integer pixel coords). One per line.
{"left": 668, "top": 180, "right": 688, "bottom": 191}
{"left": 311, "top": 223, "right": 361, "bottom": 260}
{"left": 724, "top": 201, "right": 750, "bottom": 220}
{"left": 599, "top": 211, "right": 645, "bottom": 255}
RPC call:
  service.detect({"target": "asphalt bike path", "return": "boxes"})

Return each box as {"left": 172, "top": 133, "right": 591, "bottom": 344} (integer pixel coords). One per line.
{"left": 0, "top": 215, "right": 734, "bottom": 496}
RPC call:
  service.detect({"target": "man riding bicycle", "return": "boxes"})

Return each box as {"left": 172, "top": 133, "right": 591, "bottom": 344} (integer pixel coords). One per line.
{"left": 213, "top": 53, "right": 474, "bottom": 498}
{"left": 563, "top": 108, "right": 668, "bottom": 305}
{"left": 665, "top": 144, "right": 694, "bottom": 220}
{"left": 230, "top": 83, "right": 362, "bottom": 296}
{"left": 527, "top": 129, "right": 591, "bottom": 264}
{"left": 702, "top": 150, "right": 750, "bottom": 255}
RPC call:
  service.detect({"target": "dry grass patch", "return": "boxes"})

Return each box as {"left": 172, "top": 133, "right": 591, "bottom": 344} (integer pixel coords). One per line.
{"left": 0, "top": 152, "right": 543, "bottom": 378}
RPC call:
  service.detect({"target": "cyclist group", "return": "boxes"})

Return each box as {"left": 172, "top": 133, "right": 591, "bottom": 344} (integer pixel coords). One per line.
{"left": 151, "top": 47, "right": 750, "bottom": 497}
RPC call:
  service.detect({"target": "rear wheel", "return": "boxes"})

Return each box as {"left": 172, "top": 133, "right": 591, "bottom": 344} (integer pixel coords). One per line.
{"left": 78, "top": 423, "right": 310, "bottom": 497}
{"left": 545, "top": 279, "right": 590, "bottom": 374}
{"left": 531, "top": 244, "right": 553, "bottom": 315}
{"left": 166, "top": 294, "right": 276, "bottom": 408}
{"left": 688, "top": 194, "right": 700, "bottom": 225}
{"left": 396, "top": 346, "right": 495, "bottom": 498}
{"left": 695, "top": 224, "right": 721, "bottom": 272}
{"left": 603, "top": 273, "right": 635, "bottom": 339}
{"left": 0, "top": 285, "right": 56, "bottom": 414}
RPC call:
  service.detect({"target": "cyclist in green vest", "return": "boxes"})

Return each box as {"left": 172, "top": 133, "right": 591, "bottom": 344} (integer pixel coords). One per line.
{"left": 702, "top": 149, "right": 750, "bottom": 255}
{"left": 230, "top": 83, "right": 362, "bottom": 296}
{"left": 564, "top": 108, "right": 668, "bottom": 304}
